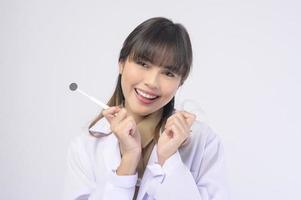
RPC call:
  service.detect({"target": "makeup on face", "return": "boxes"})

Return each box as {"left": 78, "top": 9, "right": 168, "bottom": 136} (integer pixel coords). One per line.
{"left": 120, "top": 59, "right": 181, "bottom": 117}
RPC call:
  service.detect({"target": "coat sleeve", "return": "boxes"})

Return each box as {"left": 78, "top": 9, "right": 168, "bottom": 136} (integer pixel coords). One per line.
{"left": 138, "top": 129, "right": 229, "bottom": 200}
{"left": 62, "top": 136, "right": 137, "bottom": 200}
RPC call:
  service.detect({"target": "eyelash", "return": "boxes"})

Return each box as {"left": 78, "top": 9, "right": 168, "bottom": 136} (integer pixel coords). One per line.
{"left": 164, "top": 71, "right": 175, "bottom": 77}
{"left": 136, "top": 60, "right": 149, "bottom": 68}
{"left": 136, "top": 60, "right": 176, "bottom": 78}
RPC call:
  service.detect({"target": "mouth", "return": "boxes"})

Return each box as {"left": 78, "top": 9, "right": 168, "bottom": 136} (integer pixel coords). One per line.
{"left": 134, "top": 88, "right": 160, "bottom": 104}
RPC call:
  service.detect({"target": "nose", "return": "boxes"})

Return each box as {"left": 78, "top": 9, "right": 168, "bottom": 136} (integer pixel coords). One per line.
{"left": 144, "top": 68, "right": 160, "bottom": 89}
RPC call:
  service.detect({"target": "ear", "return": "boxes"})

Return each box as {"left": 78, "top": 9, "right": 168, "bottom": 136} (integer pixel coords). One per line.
{"left": 119, "top": 61, "right": 124, "bottom": 74}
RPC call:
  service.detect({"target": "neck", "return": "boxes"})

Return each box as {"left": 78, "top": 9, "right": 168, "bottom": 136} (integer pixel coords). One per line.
{"left": 137, "top": 109, "right": 163, "bottom": 127}
{"left": 124, "top": 105, "right": 163, "bottom": 130}
{"left": 124, "top": 104, "right": 163, "bottom": 147}
{"left": 136, "top": 109, "right": 163, "bottom": 144}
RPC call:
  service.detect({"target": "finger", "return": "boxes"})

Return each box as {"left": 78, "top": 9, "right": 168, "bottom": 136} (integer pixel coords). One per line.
{"left": 163, "top": 126, "right": 174, "bottom": 138}
{"left": 119, "top": 116, "right": 136, "bottom": 137}
{"left": 111, "top": 108, "right": 127, "bottom": 124}
{"left": 164, "top": 117, "right": 173, "bottom": 129}
{"left": 165, "top": 113, "right": 187, "bottom": 131}
{"left": 165, "top": 114, "right": 177, "bottom": 128}
{"left": 102, "top": 106, "right": 119, "bottom": 116}
{"left": 173, "top": 112, "right": 189, "bottom": 130}
{"left": 180, "top": 111, "right": 196, "bottom": 127}
{"left": 110, "top": 108, "right": 128, "bottom": 133}
{"left": 165, "top": 120, "right": 186, "bottom": 138}
{"left": 102, "top": 106, "right": 120, "bottom": 122}
{"left": 169, "top": 124, "right": 187, "bottom": 145}
{"left": 125, "top": 116, "right": 137, "bottom": 136}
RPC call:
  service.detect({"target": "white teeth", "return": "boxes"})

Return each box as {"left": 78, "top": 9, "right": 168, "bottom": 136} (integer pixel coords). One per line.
{"left": 136, "top": 89, "right": 158, "bottom": 99}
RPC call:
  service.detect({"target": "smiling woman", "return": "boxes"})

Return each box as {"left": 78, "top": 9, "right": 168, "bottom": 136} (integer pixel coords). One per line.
{"left": 63, "top": 17, "right": 229, "bottom": 200}
{"left": 119, "top": 57, "right": 181, "bottom": 120}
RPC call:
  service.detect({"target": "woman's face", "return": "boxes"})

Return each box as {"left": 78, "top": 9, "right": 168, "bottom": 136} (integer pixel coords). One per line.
{"left": 119, "top": 57, "right": 182, "bottom": 118}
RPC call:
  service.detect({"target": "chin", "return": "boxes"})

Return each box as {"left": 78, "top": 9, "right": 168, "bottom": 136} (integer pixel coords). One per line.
{"left": 134, "top": 105, "right": 161, "bottom": 116}
{"left": 133, "top": 107, "right": 154, "bottom": 116}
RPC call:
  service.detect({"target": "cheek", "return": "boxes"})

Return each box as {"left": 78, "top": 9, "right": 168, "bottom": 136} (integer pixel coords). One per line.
{"left": 122, "top": 66, "right": 141, "bottom": 83}
{"left": 121, "top": 67, "right": 141, "bottom": 94}
{"left": 161, "top": 80, "right": 180, "bottom": 98}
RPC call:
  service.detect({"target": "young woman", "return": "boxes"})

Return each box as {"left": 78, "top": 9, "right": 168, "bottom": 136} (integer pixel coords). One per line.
{"left": 64, "top": 17, "right": 228, "bottom": 200}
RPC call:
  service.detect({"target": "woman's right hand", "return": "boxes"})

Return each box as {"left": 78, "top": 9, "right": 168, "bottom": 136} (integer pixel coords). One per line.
{"left": 102, "top": 106, "right": 142, "bottom": 159}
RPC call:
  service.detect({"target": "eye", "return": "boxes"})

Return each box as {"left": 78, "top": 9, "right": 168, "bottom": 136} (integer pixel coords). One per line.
{"left": 136, "top": 60, "right": 149, "bottom": 68}
{"left": 164, "top": 71, "right": 176, "bottom": 77}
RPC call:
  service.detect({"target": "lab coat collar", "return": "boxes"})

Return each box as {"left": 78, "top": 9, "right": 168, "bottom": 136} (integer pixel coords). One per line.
{"left": 88, "top": 117, "right": 111, "bottom": 136}
{"left": 88, "top": 118, "right": 121, "bottom": 170}
{"left": 102, "top": 131, "right": 121, "bottom": 171}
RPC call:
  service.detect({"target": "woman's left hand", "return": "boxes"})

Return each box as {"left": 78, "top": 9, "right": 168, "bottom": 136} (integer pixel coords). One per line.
{"left": 157, "top": 111, "right": 196, "bottom": 166}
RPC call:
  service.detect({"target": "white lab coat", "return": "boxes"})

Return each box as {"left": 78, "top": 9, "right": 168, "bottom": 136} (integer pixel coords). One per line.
{"left": 63, "top": 118, "right": 229, "bottom": 200}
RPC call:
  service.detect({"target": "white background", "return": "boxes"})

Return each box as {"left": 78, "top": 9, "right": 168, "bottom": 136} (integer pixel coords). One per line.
{"left": 1, "top": 0, "right": 300, "bottom": 199}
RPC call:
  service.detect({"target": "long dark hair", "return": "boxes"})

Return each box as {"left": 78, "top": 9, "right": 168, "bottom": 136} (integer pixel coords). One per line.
{"left": 89, "top": 17, "right": 193, "bottom": 142}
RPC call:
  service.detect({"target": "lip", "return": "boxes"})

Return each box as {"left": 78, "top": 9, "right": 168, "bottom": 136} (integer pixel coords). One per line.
{"left": 135, "top": 88, "right": 160, "bottom": 97}
{"left": 134, "top": 88, "right": 160, "bottom": 104}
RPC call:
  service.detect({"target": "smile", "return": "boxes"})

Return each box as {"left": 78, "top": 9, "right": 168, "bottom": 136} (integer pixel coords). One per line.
{"left": 134, "top": 88, "right": 160, "bottom": 103}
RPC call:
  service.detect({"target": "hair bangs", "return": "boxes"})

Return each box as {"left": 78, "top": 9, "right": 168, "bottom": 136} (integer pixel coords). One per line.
{"left": 119, "top": 17, "right": 192, "bottom": 82}
{"left": 129, "top": 29, "right": 189, "bottom": 79}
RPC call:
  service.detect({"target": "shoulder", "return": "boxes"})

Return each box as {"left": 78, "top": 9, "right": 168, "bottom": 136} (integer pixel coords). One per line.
{"left": 67, "top": 132, "right": 100, "bottom": 159}
{"left": 69, "top": 132, "right": 95, "bottom": 148}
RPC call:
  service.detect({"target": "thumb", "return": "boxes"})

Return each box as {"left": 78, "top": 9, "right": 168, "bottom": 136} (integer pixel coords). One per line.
{"left": 102, "top": 106, "right": 120, "bottom": 123}
{"left": 182, "top": 112, "right": 196, "bottom": 127}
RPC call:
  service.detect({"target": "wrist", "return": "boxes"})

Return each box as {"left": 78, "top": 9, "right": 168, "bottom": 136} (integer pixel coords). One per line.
{"left": 157, "top": 151, "right": 168, "bottom": 166}
{"left": 116, "top": 154, "right": 141, "bottom": 175}
{"left": 157, "top": 149, "right": 177, "bottom": 167}
{"left": 122, "top": 150, "right": 141, "bottom": 159}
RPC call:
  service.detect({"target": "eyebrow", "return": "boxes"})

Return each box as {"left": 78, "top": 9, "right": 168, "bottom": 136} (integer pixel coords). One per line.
{"left": 135, "top": 56, "right": 151, "bottom": 62}
{"left": 163, "top": 65, "right": 178, "bottom": 73}
{"left": 136, "top": 56, "right": 178, "bottom": 73}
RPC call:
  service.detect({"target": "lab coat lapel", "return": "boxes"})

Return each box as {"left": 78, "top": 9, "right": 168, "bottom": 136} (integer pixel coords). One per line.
{"left": 137, "top": 144, "right": 160, "bottom": 199}
{"left": 89, "top": 118, "right": 121, "bottom": 171}
{"left": 102, "top": 133, "right": 121, "bottom": 171}
{"left": 88, "top": 117, "right": 111, "bottom": 136}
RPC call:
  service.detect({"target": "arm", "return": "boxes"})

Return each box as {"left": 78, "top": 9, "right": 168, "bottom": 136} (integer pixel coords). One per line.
{"left": 138, "top": 129, "right": 228, "bottom": 200}
{"left": 62, "top": 136, "right": 138, "bottom": 200}
{"left": 139, "top": 150, "right": 201, "bottom": 200}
